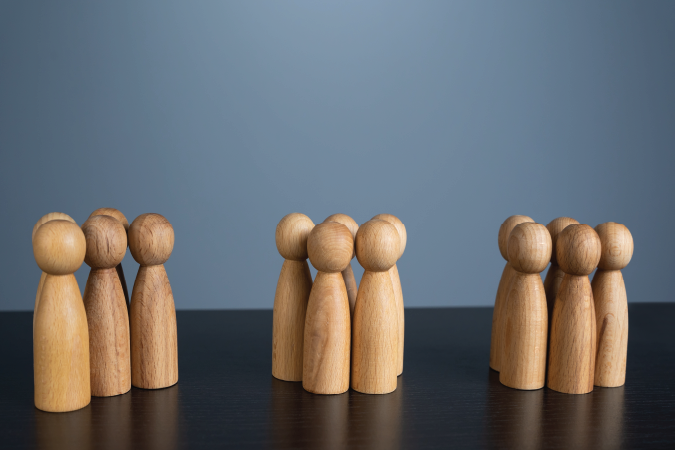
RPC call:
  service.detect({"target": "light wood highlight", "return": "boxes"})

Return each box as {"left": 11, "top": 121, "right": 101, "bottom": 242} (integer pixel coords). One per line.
{"left": 592, "top": 222, "right": 633, "bottom": 387}
{"left": 372, "top": 214, "right": 407, "bottom": 376}
{"left": 33, "top": 220, "right": 89, "bottom": 412}
{"left": 352, "top": 220, "right": 399, "bottom": 394}
{"left": 82, "top": 215, "right": 130, "bottom": 397}
{"left": 324, "top": 214, "right": 359, "bottom": 316}
{"left": 129, "top": 214, "right": 178, "bottom": 389}
{"left": 273, "top": 213, "right": 315, "bottom": 382}
{"left": 490, "top": 215, "right": 533, "bottom": 372}
{"left": 547, "top": 224, "right": 601, "bottom": 394}
{"left": 32, "top": 213, "right": 77, "bottom": 332}
{"left": 500, "top": 223, "right": 551, "bottom": 390}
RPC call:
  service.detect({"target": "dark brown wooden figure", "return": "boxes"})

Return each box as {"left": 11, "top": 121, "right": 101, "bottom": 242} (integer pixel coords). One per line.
{"left": 129, "top": 213, "right": 178, "bottom": 389}
{"left": 547, "top": 224, "right": 601, "bottom": 395}
{"left": 82, "top": 215, "right": 131, "bottom": 397}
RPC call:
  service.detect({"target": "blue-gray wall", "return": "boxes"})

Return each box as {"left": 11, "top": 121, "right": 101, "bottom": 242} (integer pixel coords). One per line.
{"left": 1, "top": 1, "right": 674, "bottom": 310}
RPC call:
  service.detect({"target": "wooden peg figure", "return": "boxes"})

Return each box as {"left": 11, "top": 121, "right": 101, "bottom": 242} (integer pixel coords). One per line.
{"left": 32, "top": 212, "right": 76, "bottom": 332}
{"left": 500, "top": 223, "right": 551, "bottom": 390}
{"left": 303, "top": 222, "right": 353, "bottom": 394}
{"left": 273, "top": 213, "right": 315, "bottom": 382}
{"left": 592, "top": 222, "right": 633, "bottom": 387}
{"left": 490, "top": 215, "right": 533, "bottom": 372}
{"left": 33, "top": 220, "right": 90, "bottom": 412}
{"left": 89, "top": 208, "right": 131, "bottom": 310}
{"left": 351, "top": 220, "right": 400, "bottom": 394}
{"left": 129, "top": 214, "right": 178, "bottom": 389}
{"left": 82, "top": 215, "right": 131, "bottom": 397}
{"left": 547, "top": 224, "right": 601, "bottom": 394}
{"left": 323, "top": 214, "right": 359, "bottom": 317}
{"left": 372, "top": 214, "right": 407, "bottom": 376}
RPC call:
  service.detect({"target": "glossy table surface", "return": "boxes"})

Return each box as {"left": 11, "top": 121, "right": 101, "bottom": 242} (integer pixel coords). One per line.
{"left": 2, "top": 304, "right": 674, "bottom": 449}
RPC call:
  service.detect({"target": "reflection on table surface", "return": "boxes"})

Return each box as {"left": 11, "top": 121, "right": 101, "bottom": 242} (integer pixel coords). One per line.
{"left": 34, "top": 385, "right": 180, "bottom": 450}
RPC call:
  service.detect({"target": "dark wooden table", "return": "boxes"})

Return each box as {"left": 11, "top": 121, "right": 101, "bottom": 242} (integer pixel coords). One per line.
{"left": 2, "top": 304, "right": 674, "bottom": 449}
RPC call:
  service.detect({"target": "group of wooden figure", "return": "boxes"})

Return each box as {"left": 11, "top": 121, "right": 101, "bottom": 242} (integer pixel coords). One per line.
{"left": 32, "top": 209, "right": 178, "bottom": 413}
{"left": 490, "top": 215, "right": 633, "bottom": 394}
{"left": 272, "top": 213, "right": 407, "bottom": 395}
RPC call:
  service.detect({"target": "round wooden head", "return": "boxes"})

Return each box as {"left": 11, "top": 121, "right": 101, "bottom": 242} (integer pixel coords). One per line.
{"left": 498, "top": 215, "right": 534, "bottom": 261}
{"left": 372, "top": 214, "right": 407, "bottom": 259}
{"left": 129, "top": 213, "right": 175, "bottom": 266}
{"left": 324, "top": 214, "right": 358, "bottom": 259}
{"left": 595, "top": 222, "right": 633, "bottom": 270}
{"left": 546, "top": 217, "right": 580, "bottom": 265}
{"left": 32, "top": 212, "right": 76, "bottom": 242}
{"left": 507, "top": 223, "right": 552, "bottom": 274}
{"left": 33, "top": 220, "right": 86, "bottom": 275}
{"left": 89, "top": 208, "right": 129, "bottom": 232}
{"left": 355, "top": 220, "right": 400, "bottom": 272}
{"left": 556, "top": 224, "right": 601, "bottom": 276}
{"left": 275, "top": 213, "right": 314, "bottom": 261}
{"left": 308, "top": 223, "right": 354, "bottom": 273}
{"left": 82, "top": 215, "right": 127, "bottom": 269}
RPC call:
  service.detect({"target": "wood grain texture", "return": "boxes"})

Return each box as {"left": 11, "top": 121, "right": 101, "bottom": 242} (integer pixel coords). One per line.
{"left": 490, "top": 214, "right": 533, "bottom": 372}
{"left": 324, "top": 214, "right": 359, "bottom": 317}
{"left": 500, "top": 223, "right": 551, "bottom": 390}
{"left": 302, "top": 272, "right": 351, "bottom": 394}
{"left": 129, "top": 214, "right": 178, "bottom": 389}
{"left": 273, "top": 260, "right": 313, "bottom": 381}
{"left": 34, "top": 274, "right": 90, "bottom": 412}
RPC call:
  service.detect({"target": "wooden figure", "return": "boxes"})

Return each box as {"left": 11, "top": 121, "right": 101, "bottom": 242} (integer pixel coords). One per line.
{"left": 592, "top": 222, "right": 633, "bottom": 387}
{"left": 82, "top": 215, "right": 131, "bottom": 397}
{"left": 129, "top": 213, "right": 178, "bottom": 389}
{"left": 32, "top": 212, "right": 76, "bottom": 332}
{"left": 500, "top": 223, "right": 551, "bottom": 390}
{"left": 547, "top": 224, "right": 601, "bottom": 394}
{"left": 33, "top": 220, "right": 90, "bottom": 412}
{"left": 351, "top": 219, "right": 400, "bottom": 394}
{"left": 372, "top": 214, "right": 407, "bottom": 376}
{"left": 303, "top": 222, "right": 353, "bottom": 394}
{"left": 323, "top": 214, "right": 359, "bottom": 317}
{"left": 490, "top": 215, "right": 533, "bottom": 372}
{"left": 89, "top": 208, "right": 131, "bottom": 310}
{"left": 273, "top": 213, "right": 314, "bottom": 382}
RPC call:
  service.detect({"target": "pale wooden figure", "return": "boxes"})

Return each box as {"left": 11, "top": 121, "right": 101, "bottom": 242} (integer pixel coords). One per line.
{"left": 89, "top": 208, "right": 131, "bottom": 310}
{"left": 82, "top": 215, "right": 131, "bottom": 397}
{"left": 500, "top": 223, "right": 551, "bottom": 390}
{"left": 592, "top": 222, "right": 633, "bottom": 387}
{"left": 323, "top": 214, "right": 359, "bottom": 317}
{"left": 33, "top": 220, "right": 90, "bottom": 412}
{"left": 490, "top": 215, "right": 533, "bottom": 372}
{"left": 303, "top": 222, "right": 353, "bottom": 394}
{"left": 547, "top": 224, "right": 601, "bottom": 394}
{"left": 372, "top": 214, "right": 407, "bottom": 376}
{"left": 273, "top": 213, "right": 315, "bottom": 382}
{"left": 129, "top": 213, "right": 178, "bottom": 389}
{"left": 351, "top": 220, "right": 400, "bottom": 394}
{"left": 32, "top": 212, "right": 77, "bottom": 332}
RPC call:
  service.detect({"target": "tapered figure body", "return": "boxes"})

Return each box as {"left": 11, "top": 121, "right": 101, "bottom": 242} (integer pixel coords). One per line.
{"left": 351, "top": 220, "right": 400, "bottom": 394}
{"left": 500, "top": 223, "right": 551, "bottom": 390}
{"left": 273, "top": 213, "right": 314, "bottom": 382}
{"left": 372, "top": 214, "right": 407, "bottom": 376}
{"left": 32, "top": 212, "right": 77, "bottom": 333}
{"left": 323, "top": 214, "right": 359, "bottom": 317}
{"left": 547, "top": 224, "right": 601, "bottom": 394}
{"left": 82, "top": 215, "right": 131, "bottom": 397}
{"left": 592, "top": 222, "right": 633, "bottom": 387}
{"left": 89, "top": 208, "right": 131, "bottom": 310}
{"left": 33, "top": 220, "right": 90, "bottom": 412}
{"left": 129, "top": 214, "right": 178, "bottom": 389}
{"left": 490, "top": 215, "right": 533, "bottom": 371}
{"left": 303, "top": 222, "right": 353, "bottom": 394}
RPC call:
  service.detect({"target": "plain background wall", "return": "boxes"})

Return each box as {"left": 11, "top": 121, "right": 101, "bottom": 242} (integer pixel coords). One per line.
{"left": 1, "top": 1, "right": 674, "bottom": 311}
